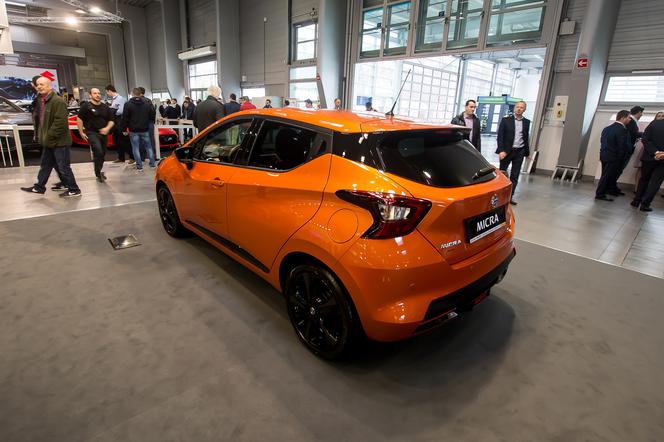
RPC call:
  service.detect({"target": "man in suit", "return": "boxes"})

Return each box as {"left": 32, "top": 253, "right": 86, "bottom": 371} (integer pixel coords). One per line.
{"left": 631, "top": 118, "right": 664, "bottom": 212}
{"left": 496, "top": 101, "right": 530, "bottom": 205}
{"left": 451, "top": 99, "right": 481, "bottom": 152}
{"left": 595, "top": 110, "right": 633, "bottom": 201}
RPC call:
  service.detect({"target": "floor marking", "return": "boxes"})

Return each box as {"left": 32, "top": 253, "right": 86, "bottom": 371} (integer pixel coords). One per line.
{"left": 0, "top": 198, "right": 157, "bottom": 223}
{"left": 516, "top": 237, "right": 663, "bottom": 280}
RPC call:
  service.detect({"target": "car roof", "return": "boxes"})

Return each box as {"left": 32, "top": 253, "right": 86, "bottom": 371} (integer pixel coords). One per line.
{"left": 234, "top": 108, "right": 467, "bottom": 133}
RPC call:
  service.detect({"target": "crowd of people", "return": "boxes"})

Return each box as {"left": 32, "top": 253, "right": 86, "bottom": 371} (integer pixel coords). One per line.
{"left": 17, "top": 79, "right": 663, "bottom": 209}
{"left": 596, "top": 106, "right": 664, "bottom": 212}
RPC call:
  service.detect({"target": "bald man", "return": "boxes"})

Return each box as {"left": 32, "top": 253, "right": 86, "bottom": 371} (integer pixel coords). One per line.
{"left": 77, "top": 87, "right": 114, "bottom": 182}
{"left": 21, "top": 77, "right": 81, "bottom": 197}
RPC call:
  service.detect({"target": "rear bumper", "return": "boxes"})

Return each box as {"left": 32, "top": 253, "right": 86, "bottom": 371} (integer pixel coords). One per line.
{"left": 422, "top": 248, "right": 514, "bottom": 321}
{"left": 335, "top": 229, "right": 515, "bottom": 342}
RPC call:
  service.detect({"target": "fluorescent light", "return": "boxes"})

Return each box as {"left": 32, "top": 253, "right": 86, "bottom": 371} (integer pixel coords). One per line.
{"left": 90, "top": 6, "right": 101, "bottom": 13}
{"left": 65, "top": 16, "right": 78, "bottom": 25}
{"left": 631, "top": 69, "right": 663, "bottom": 74}
{"left": 177, "top": 45, "right": 217, "bottom": 61}
{"left": 75, "top": 9, "right": 85, "bottom": 14}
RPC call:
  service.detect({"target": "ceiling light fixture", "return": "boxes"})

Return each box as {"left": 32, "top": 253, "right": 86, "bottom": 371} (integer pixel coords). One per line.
{"left": 65, "top": 16, "right": 78, "bottom": 25}
{"left": 90, "top": 6, "right": 101, "bottom": 13}
{"left": 75, "top": 9, "right": 85, "bottom": 14}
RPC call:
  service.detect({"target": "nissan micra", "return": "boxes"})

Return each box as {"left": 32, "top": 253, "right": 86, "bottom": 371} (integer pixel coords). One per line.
{"left": 155, "top": 108, "right": 516, "bottom": 359}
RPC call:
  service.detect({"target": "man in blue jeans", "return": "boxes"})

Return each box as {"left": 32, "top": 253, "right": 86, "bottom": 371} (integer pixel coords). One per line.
{"left": 122, "top": 87, "right": 156, "bottom": 171}
{"left": 21, "top": 77, "right": 81, "bottom": 197}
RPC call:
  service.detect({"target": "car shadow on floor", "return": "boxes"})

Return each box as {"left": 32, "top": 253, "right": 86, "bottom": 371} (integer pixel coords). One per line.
{"left": 183, "top": 232, "right": 517, "bottom": 438}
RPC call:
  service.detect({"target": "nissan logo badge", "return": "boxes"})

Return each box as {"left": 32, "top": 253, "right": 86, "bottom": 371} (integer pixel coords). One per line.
{"left": 491, "top": 194, "right": 499, "bottom": 208}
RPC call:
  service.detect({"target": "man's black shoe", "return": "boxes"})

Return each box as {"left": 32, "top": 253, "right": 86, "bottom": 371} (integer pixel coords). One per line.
{"left": 51, "top": 182, "right": 66, "bottom": 191}
{"left": 101, "top": 172, "right": 107, "bottom": 181}
{"left": 595, "top": 195, "right": 614, "bottom": 201}
{"left": 640, "top": 205, "right": 653, "bottom": 212}
{"left": 20, "top": 186, "right": 45, "bottom": 194}
{"left": 510, "top": 199, "right": 518, "bottom": 205}
{"left": 608, "top": 191, "right": 626, "bottom": 196}
{"left": 96, "top": 176, "right": 104, "bottom": 183}
{"left": 59, "top": 190, "right": 82, "bottom": 198}
{"left": 630, "top": 200, "right": 640, "bottom": 208}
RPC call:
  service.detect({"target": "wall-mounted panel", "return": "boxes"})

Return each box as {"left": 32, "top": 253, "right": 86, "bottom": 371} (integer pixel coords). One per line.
{"left": 239, "top": 0, "right": 288, "bottom": 93}
{"left": 188, "top": 0, "right": 217, "bottom": 47}
{"left": 554, "top": 0, "right": 588, "bottom": 72}
{"left": 607, "top": 0, "right": 664, "bottom": 72}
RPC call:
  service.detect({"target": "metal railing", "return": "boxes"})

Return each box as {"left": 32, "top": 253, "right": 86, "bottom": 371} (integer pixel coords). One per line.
{"left": 0, "top": 124, "right": 26, "bottom": 168}
{"left": 0, "top": 120, "right": 197, "bottom": 168}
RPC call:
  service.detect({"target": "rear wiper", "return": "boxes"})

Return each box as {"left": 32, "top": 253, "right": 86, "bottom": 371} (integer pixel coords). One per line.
{"left": 472, "top": 166, "right": 496, "bottom": 180}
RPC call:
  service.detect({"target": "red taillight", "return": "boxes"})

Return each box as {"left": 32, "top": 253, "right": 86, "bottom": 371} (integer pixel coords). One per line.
{"left": 335, "top": 190, "right": 431, "bottom": 239}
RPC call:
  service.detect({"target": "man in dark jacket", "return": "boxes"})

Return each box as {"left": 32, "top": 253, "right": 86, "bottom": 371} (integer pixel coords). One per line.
{"left": 76, "top": 87, "right": 114, "bottom": 182}
{"left": 631, "top": 118, "right": 664, "bottom": 211}
{"left": 123, "top": 88, "right": 156, "bottom": 171}
{"left": 193, "top": 86, "right": 226, "bottom": 132}
{"left": 451, "top": 99, "right": 481, "bottom": 152}
{"left": 21, "top": 77, "right": 81, "bottom": 197}
{"left": 496, "top": 101, "right": 530, "bottom": 205}
{"left": 595, "top": 110, "right": 632, "bottom": 201}
{"left": 224, "top": 93, "right": 241, "bottom": 115}
{"left": 29, "top": 75, "right": 65, "bottom": 189}
{"left": 181, "top": 96, "right": 196, "bottom": 140}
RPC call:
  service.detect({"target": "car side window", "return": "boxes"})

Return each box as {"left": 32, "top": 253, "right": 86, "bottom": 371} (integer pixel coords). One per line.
{"left": 194, "top": 119, "right": 253, "bottom": 164}
{"left": 247, "top": 121, "right": 318, "bottom": 170}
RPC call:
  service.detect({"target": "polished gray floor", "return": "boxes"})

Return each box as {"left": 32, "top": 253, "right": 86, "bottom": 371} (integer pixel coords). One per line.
{"left": 1, "top": 203, "right": 663, "bottom": 442}
{"left": 2, "top": 161, "right": 662, "bottom": 278}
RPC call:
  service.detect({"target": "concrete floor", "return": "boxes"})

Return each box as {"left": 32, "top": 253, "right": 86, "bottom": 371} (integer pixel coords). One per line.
{"left": 1, "top": 161, "right": 664, "bottom": 441}
{"left": 2, "top": 161, "right": 662, "bottom": 277}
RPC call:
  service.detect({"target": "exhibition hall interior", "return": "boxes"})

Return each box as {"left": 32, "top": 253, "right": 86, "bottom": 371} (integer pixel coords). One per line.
{"left": 1, "top": 0, "right": 663, "bottom": 440}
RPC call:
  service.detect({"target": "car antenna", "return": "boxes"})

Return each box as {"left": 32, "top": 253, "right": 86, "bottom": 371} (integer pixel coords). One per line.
{"left": 385, "top": 68, "right": 412, "bottom": 118}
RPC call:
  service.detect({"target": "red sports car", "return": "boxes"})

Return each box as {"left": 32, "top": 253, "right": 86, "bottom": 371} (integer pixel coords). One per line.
{"left": 67, "top": 114, "right": 180, "bottom": 150}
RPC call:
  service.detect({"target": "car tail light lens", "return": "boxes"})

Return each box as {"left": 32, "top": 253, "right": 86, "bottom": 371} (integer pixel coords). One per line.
{"left": 336, "top": 190, "right": 431, "bottom": 239}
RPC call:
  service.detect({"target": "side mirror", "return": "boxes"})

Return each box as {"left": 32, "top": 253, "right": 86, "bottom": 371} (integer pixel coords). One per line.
{"left": 174, "top": 147, "right": 193, "bottom": 169}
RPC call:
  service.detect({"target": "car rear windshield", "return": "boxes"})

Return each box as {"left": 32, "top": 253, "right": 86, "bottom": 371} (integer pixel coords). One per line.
{"left": 333, "top": 130, "right": 495, "bottom": 188}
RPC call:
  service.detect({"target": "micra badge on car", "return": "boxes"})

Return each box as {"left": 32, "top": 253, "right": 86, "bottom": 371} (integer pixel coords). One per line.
{"left": 155, "top": 108, "right": 516, "bottom": 359}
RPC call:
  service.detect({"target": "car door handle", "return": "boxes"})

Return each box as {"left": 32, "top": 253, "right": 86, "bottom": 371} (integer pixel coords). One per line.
{"left": 210, "top": 178, "right": 225, "bottom": 187}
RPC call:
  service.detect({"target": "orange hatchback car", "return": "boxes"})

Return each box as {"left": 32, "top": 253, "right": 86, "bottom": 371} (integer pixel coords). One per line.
{"left": 155, "top": 108, "right": 516, "bottom": 358}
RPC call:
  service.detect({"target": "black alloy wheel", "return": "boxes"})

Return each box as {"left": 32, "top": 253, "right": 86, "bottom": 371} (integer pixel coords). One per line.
{"left": 157, "top": 186, "right": 187, "bottom": 237}
{"left": 285, "top": 264, "right": 358, "bottom": 359}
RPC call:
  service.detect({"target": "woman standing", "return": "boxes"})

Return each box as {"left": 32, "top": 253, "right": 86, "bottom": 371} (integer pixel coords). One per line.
{"left": 181, "top": 96, "right": 196, "bottom": 141}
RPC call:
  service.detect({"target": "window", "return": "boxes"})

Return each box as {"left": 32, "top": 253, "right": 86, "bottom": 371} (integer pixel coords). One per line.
{"left": 152, "top": 91, "right": 171, "bottom": 102}
{"left": 294, "top": 22, "right": 318, "bottom": 62}
{"left": 447, "top": 0, "right": 484, "bottom": 50}
{"left": 360, "top": 7, "right": 384, "bottom": 58}
{"left": 248, "top": 121, "right": 317, "bottom": 170}
{"left": 384, "top": 2, "right": 412, "bottom": 56}
{"left": 416, "top": 0, "right": 446, "bottom": 52}
{"left": 603, "top": 75, "right": 664, "bottom": 104}
{"left": 360, "top": 1, "right": 412, "bottom": 58}
{"left": 352, "top": 56, "right": 459, "bottom": 121}
{"left": 289, "top": 66, "right": 319, "bottom": 108}
{"left": 376, "top": 130, "right": 494, "bottom": 187}
{"left": 487, "top": 0, "right": 545, "bottom": 45}
{"left": 189, "top": 60, "right": 217, "bottom": 101}
{"left": 194, "top": 119, "right": 253, "bottom": 164}
{"left": 242, "top": 87, "right": 266, "bottom": 99}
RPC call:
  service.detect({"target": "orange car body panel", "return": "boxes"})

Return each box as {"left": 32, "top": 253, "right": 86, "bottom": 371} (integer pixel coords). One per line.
{"left": 156, "top": 109, "right": 516, "bottom": 342}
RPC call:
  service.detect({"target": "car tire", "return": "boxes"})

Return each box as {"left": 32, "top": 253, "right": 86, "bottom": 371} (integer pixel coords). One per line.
{"left": 285, "top": 264, "right": 361, "bottom": 360}
{"left": 157, "top": 186, "right": 188, "bottom": 238}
